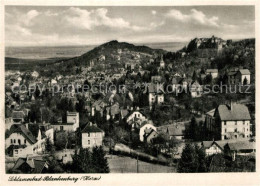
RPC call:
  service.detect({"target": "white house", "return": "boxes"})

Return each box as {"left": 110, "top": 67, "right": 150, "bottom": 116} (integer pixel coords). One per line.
{"left": 52, "top": 112, "right": 79, "bottom": 132}
{"left": 81, "top": 123, "right": 104, "bottom": 149}
{"left": 126, "top": 109, "right": 147, "bottom": 124}
{"left": 5, "top": 123, "right": 54, "bottom": 157}
{"left": 139, "top": 122, "right": 157, "bottom": 142}
{"left": 190, "top": 81, "right": 203, "bottom": 98}
{"left": 148, "top": 83, "right": 164, "bottom": 109}
{"left": 209, "top": 102, "right": 251, "bottom": 140}
{"left": 206, "top": 69, "right": 218, "bottom": 79}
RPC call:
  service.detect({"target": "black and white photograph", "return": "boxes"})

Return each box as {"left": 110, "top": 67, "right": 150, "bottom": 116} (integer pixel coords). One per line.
{"left": 3, "top": 3, "right": 257, "bottom": 179}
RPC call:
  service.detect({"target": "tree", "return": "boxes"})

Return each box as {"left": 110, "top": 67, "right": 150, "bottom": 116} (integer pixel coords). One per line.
{"left": 70, "top": 148, "right": 92, "bottom": 173}
{"left": 187, "top": 117, "right": 198, "bottom": 141}
{"left": 243, "top": 77, "right": 248, "bottom": 85}
{"left": 45, "top": 135, "right": 55, "bottom": 154}
{"left": 192, "top": 70, "right": 198, "bottom": 81}
{"left": 194, "top": 144, "right": 207, "bottom": 172}
{"left": 177, "top": 143, "right": 198, "bottom": 172}
{"left": 92, "top": 146, "right": 110, "bottom": 173}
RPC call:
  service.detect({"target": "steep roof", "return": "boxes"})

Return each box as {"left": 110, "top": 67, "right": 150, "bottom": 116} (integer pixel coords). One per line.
{"left": 9, "top": 124, "right": 37, "bottom": 144}
{"left": 216, "top": 103, "right": 251, "bottom": 121}
{"left": 12, "top": 157, "right": 48, "bottom": 173}
{"left": 239, "top": 69, "right": 250, "bottom": 75}
{"left": 81, "top": 123, "right": 103, "bottom": 133}
{"left": 206, "top": 109, "right": 215, "bottom": 117}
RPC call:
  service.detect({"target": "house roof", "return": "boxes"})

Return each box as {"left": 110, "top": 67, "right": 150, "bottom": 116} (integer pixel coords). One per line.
{"left": 81, "top": 123, "right": 103, "bottom": 133}
{"left": 206, "top": 109, "right": 215, "bottom": 117}
{"left": 9, "top": 124, "right": 37, "bottom": 144}
{"left": 12, "top": 157, "right": 48, "bottom": 173}
{"left": 158, "top": 124, "right": 185, "bottom": 136}
{"left": 239, "top": 69, "right": 250, "bottom": 75}
{"left": 148, "top": 83, "right": 164, "bottom": 93}
{"left": 12, "top": 111, "right": 25, "bottom": 119}
{"left": 216, "top": 103, "right": 251, "bottom": 121}
{"left": 206, "top": 69, "right": 218, "bottom": 73}
{"left": 227, "top": 71, "right": 237, "bottom": 76}
{"left": 226, "top": 141, "right": 255, "bottom": 151}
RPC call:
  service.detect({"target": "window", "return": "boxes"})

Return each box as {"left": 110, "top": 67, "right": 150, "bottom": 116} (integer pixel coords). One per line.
{"left": 88, "top": 140, "right": 90, "bottom": 145}
{"left": 88, "top": 133, "right": 90, "bottom": 137}
{"left": 14, "top": 150, "right": 18, "bottom": 154}
{"left": 14, "top": 139, "right": 16, "bottom": 143}
{"left": 10, "top": 139, "right": 13, "bottom": 144}
{"left": 18, "top": 139, "right": 21, "bottom": 145}
{"left": 234, "top": 135, "right": 237, "bottom": 138}
{"left": 60, "top": 126, "right": 64, "bottom": 131}
{"left": 235, "top": 121, "right": 237, "bottom": 125}
{"left": 243, "top": 121, "right": 245, "bottom": 125}
{"left": 234, "top": 128, "right": 237, "bottom": 132}
{"left": 224, "top": 121, "right": 226, "bottom": 125}
{"left": 225, "top": 129, "right": 227, "bottom": 133}
{"left": 24, "top": 139, "right": 26, "bottom": 144}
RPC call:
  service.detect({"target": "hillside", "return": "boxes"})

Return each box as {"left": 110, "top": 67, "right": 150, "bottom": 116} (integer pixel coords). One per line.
{"left": 38, "top": 40, "right": 166, "bottom": 76}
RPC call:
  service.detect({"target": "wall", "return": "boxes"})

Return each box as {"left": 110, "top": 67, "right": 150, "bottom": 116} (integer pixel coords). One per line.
{"left": 221, "top": 120, "right": 250, "bottom": 140}
{"left": 82, "top": 132, "right": 103, "bottom": 148}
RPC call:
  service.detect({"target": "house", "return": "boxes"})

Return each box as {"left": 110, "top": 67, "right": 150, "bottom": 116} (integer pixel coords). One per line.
{"left": 12, "top": 110, "right": 25, "bottom": 124}
{"left": 148, "top": 83, "right": 164, "bottom": 109}
{"left": 158, "top": 123, "right": 186, "bottom": 140}
{"left": 208, "top": 102, "right": 251, "bottom": 140}
{"left": 91, "top": 100, "right": 107, "bottom": 117}
{"left": 205, "top": 109, "right": 215, "bottom": 133}
{"left": 236, "top": 69, "right": 250, "bottom": 85}
{"left": 81, "top": 123, "right": 105, "bottom": 149}
{"left": 125, "top": 108, "right": 147, "bottom": 124}
{"left": 52, "top": 112, "right": 79, "bottom": 132}
{"left": 201, "top": 141, "right": 223, "bottom": 156}
{"left": 139, "top": 122, "right": 157, "bottom": 142}
{"left": 206, "top": 69, "right": 218, "bottom": 79}
{"left": 189, "top": 80, "right": 203, "bottom": 98}
{"left": 159, "top": 55, "right": 165, "bottom": 69}
{"left": 151, "top": 76, "right": 162, "bottom": 83}
{"left": 106, "top": 103, "right": 120, "bottom": 120}
{"left": 144, "top": 129, "right": 158, "bottom": 143}
{"left": 11, "top": 156, "right": 49, "bottom": 173}
{"left": 5, "top": 123, "right": 54, "bottom": 157}
{"left": 227, "top": 69, "right": 250, "bottom": 85}
{"left": 224, "top": 140, "right": 255, "bottom": 161}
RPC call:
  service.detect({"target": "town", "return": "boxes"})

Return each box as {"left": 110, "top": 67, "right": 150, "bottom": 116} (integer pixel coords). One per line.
{"left": 5, "top": 36, "right": 255, "bottom": 173}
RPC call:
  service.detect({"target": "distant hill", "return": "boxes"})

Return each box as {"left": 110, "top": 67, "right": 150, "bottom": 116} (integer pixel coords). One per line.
{"left": 39, "top": 40, "right": 167, "bottom": 76}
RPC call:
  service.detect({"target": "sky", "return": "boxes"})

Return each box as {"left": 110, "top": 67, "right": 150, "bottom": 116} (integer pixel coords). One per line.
{"left": 5, "top": 6, "right": 255, "bottom": 46}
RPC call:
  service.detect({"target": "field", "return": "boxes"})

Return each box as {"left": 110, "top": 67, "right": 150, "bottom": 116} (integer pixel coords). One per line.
{"left": 107, "top": 155, "right": 176, "bottom": 173}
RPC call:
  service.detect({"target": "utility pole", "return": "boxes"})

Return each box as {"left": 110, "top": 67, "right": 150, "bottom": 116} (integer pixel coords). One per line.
{"left": 136, "top": 153, "right": 139, "bottom": 173}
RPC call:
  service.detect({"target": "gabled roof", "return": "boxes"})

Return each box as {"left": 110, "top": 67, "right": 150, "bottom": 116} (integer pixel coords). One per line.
{"left": 226, "top": 141, "right": 255, "bottom": 151}
{"left": 239, "top": 69, "right": 250, "bottom": 75}
{"left": 81, "top": 123, "right": 103, "bottom": 133}
{"left": 216, "top": 103, "right": 251, "bottom": 121}
{"left": 12, "top": 157, "right": 48, "bottom": 173}
{"left": 8, "top": 124, "right": 37, "bottom": 144}
{"left": 206, "top": 109, "right": 215, "bottom": 117}
{"left": 206, "top": 69, "right": 218, "bottom": 73}
{"left": 12, "top": 111, "right": 25, "bottom": 119}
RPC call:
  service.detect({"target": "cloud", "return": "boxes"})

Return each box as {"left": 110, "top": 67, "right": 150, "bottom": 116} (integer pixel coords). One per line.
{"left": 151, "top": 10, "right": 157, "bottom": 15}
{"left": 23, "top": 10, "right": 40, "bottom": 26}
{"left": 64, "top": 7, "right": 149, "bottom": 31}
{"left": 165, "top": 8, "right": 219, "bottom": 27}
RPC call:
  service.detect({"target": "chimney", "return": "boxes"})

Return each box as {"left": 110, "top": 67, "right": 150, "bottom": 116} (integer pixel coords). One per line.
{"left": 130, "top": 107, "right": 133, "bottom": 111}
{"left": 89, "top": 122, "right": 92, "bottom": 126}
{"left": 230, "top": 100, "right": 233, "bottom": 110}
{"left": 136, "top": 106, "right": 140, "bottom": 110}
